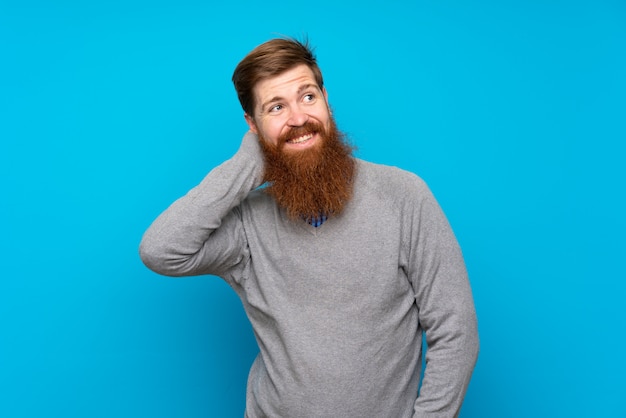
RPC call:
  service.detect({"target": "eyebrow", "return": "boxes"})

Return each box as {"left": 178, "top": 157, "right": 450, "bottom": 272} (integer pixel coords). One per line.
{"left": 259, "top": 83, "right": 321, "bottom": 113}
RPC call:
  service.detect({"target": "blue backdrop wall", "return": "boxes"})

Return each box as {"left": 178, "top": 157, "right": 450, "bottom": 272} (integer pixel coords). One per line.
{"left": 2, "top": 1, "right": 625, "bottom": 417}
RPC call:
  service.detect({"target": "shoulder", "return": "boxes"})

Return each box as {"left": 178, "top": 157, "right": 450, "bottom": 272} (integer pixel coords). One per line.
{"left": 355, "top": 159, "right": 431, "bottom": 200}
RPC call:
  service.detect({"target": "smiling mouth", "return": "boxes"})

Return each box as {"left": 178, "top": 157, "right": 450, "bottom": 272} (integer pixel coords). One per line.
{"left": 286, "top": 133, "right": 314, "bottom": 144}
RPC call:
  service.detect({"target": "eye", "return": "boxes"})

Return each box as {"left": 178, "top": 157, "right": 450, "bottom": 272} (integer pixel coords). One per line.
{"left": 303, "top": 93, "right": 316, "bottom": 103}
{"left": 268, "top": 104, "right": 283, "bottom": 113}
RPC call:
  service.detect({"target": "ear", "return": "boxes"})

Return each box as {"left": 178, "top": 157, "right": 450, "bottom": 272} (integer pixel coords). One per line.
{"left": 322, "top": 87, "right": 332, "bottom": 114}
{"left": 244, "top": 113, "right": 258, "bottom": 134}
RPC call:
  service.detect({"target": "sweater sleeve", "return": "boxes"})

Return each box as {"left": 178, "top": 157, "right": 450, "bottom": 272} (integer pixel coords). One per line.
{"left": 139, "top": 131, "right": 265, "bottom": 281}
{"left": 409, "top": 181, "right": 479, "bottom": 418}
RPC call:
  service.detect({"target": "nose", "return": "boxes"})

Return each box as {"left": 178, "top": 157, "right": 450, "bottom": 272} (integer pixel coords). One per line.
{"left": 287, "top": 105, "right": 309, "bottom": 127}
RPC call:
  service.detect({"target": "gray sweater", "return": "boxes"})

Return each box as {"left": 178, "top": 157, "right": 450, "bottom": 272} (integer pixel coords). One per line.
{"left": 140, "top": 132, "right": 479, "bottom": 418}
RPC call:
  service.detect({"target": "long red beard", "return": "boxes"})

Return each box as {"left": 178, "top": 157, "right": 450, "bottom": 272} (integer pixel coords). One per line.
{"left": 258, "top": 117, "right": 356, "bottom": 221}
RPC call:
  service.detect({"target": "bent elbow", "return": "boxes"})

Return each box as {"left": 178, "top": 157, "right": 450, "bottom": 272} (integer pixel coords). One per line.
{"left": 466, "top": 316, "right": 480, "bottom": 367}
{"left": 470, "top": 331, "right": 480, "bottom": 366}
{"left": 139, "top": 238, "right": 164, "bottom": 275}
{"left": 138, "top": 236, "right": 181, "bottom": 277}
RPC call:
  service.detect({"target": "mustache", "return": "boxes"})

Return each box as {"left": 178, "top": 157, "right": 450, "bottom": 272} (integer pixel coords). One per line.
{"left": 277, "top": 121, "right": 323, "bottom": 145}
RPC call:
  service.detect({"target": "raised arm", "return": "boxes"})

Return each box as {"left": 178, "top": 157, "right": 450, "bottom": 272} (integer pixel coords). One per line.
{"left": 409, "top": 183, "right": 479, "bottom": 418}
{"left": 139, "top": 131, "right": 265, "bottom": 278}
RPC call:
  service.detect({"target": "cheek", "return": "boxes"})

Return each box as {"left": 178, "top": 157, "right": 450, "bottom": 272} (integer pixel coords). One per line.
{"left": 259, "top": 122, "right": 284, "bottom": 146}
{"left": 313, "top": 107, "right": 331, "bottom": 124}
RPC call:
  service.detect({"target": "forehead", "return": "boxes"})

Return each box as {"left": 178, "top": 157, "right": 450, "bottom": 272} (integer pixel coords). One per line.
{"left": 254, "top": 64, "right": 318, "bottom": 105}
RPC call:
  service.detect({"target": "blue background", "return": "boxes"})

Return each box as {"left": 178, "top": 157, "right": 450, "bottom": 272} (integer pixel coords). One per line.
{"left": 2, "top": 1, "right": 625, "bottom": 417}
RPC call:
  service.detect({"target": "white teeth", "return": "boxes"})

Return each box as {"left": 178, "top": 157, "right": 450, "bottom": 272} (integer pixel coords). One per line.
{"left": 288, "top": 134, "right": 313, "bottom": 144}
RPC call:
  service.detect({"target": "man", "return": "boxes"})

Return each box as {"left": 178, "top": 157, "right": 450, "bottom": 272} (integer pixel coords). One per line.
{"left": 140, "top": 37, "right": 478, "bottom": 417}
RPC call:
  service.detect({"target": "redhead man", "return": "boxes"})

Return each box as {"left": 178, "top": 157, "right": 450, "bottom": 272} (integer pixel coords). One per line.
{"left": 140, "top": 37, "right": 478, "bottom": 418}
